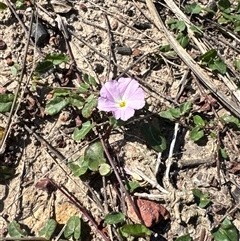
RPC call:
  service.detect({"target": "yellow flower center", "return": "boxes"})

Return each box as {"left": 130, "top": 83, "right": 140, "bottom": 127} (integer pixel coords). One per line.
{"left": 119, "top": 100, "right": 127, "bottom": 108}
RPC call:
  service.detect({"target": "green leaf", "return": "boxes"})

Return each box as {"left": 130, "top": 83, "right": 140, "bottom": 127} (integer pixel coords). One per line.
{"left": 0, "top": 2, "right": 7, "bottom": 10}
{"left": 218, "top": 0, "right": 231, "bottom": 13}
{"left": 190, "top": 126, "right": 204, "bottom": 141}
{"left": 104, "top": 212, "right": 125, "bottom": 225}
{"left": 176, "top": 33, "right": 189, "bottom": 48}
{"left": 10, "top": 64, "right": 20, "bottom": 76}
{"left": 199, "top": 49, "right": 217, "bottom": 64}
{"left": 84, "top": 141, "right": 106, "bottom": 171}
{"left": 15, "top": 0, "right": 25, "bottom": 9}
{"left": 179, "top": 102, "right": 192, "bottom": 115}
{"left": 168, "top": 20, "right": 186, "bottom": 32}
{"left": 53, "top": 89, "right": 71, "bottom": 96}
{"left": 221, "top": 115, "right": 240, "bottom": 129}
{"left": 159, "top": 110, "right": 175, "bottom": 120}
{"left": 141, "top": 119, "right": 166, "bottom": 152}
{"left": 218, "top": 16, "right": 232, "bottom": 24}
{"left": 159, "top": 44, "right": 172, "bottom": 52}
{"left": 160, "top": 103, "right": 191, "bottom": 120}
{"left": 193, "top": 115, "right": 205, "bottom": 128}
{"left": 233, "top": 59, "right": 240, "bottom": 71}
{"left": 176, "top": 21, "right": 186, "bottom": 32}
{"left": 119, "top": 224, "right": 151, "bottom": 238}
{"left": 64, "top": 216, "right": 81, "bottom": 240}
{"left": 8, "top": 220, "right": 27, "bottom": 238}
{"left": 82, "top": 94, "right": 98, "bottom": 118}
{"left": 69, "top": 163, "right": 86, "bottom": 176}
{"left": 0, "top": 94, "right": 14, "bottom": 113}
{"left": 190, "top": 25, "right": 203, "bottom": 37}
{"left": 176, "top": 234, "right": 192, "bottom": 241}
{"left": 68, "top": 156, "right": 89, "bottom": 177}
{"left": 38, "top": 219, "right": 57, "bottom": 240}
{"left": 210, "top": 132, "right": 217, "bottom": 139}
{"left": 68, "top": 94, "right": 84, "bottom": 108}
{"left": 35, "top": 61, "right": 53, "bottom": 74}
{"left": 69, "top": 163, "right": 88, "bottom": 177}
{"left": 209, "top": 58, "right": 227, "bottom": 74}
{"left": 72, "top": 121, "right": 95, "bottom": 142}
{"left": 45, "top": 53, "right": 69, "bottom": 65}
{"left": 169, "top": 108, "right": 181, "bottom": 119}
{"left": 125, "top": 181, "right": 140, "bottom": 193}
{"left": 185, "top": 3, "right": 202, "bottom": 14}
{"left": 0, "top": 165, "right": 15, "bottom": 181}
{"left": 234, "top": 20, "right": 240, "bottom": 32}
{"left": 192, "top": 189, "right": 211, "bottom": 208}
{"left": 45, "top": 96, "right": 69, "bottom": 115}
{"left": 211, "top": 218, "right": 239, "bottom": 241}
{"left": 99, "top": 163, "right": 112, "bottom": 176}
{"left": 220, "top": 148, "right": 228, "bottom": 159}
{"left": 83, "top": 73, "right": 97, "bottom": 86}
{"left": 79, "top": 83, "right": 90, "bottom": 93}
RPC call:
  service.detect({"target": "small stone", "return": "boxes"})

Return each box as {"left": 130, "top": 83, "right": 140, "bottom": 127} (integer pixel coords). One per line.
{"left": 111, "top": 20, "right": 118, "bottom": 30}
{"left": 0, "top": 40, "right": 7, "bottom": 50}
{"left": 126, "top": 198, "right": 170, "bottom": 227}
{"left": 94, "top": 63, "right": 104, "bottom": 74}
{"left": 133, "top": 22, "right": 151, "bottom": 30}
{"left": 6, "top": 57, "right": 14, "bottom": 66}
{"left": 132, "top": 48, "right": 143, "bottom": 57}
{"left": 41, "top": 166, "right": 49, "bottom": 174}
{"left": 126, "top": 7, "right": 135, "bottom": 17}
{"left": 36, "top": 178, "right": 57, "bottom": 193}
{"left": 79, "top": 3, "right": 87, "bottom": 12}
{"left": 116, "top": 46, "right": 132, "bottom": 55}
{"left": 95, "top": 35, "right": 102, "bottom": 45}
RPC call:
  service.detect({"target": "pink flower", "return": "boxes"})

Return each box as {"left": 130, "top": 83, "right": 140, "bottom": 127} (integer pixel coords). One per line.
{"left": 98, "top": 77, "right": 145, "bottom": 121}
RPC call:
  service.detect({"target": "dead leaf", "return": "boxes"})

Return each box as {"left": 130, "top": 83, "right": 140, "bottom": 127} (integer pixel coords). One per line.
{"left": 26, "top": 94, "right": 36, "bottom": 110}
{"left": 228, "top": 162, "right": 240, "bottom": 174}
{"left": 196, "top": 95, "right": 219, "bottom": 112}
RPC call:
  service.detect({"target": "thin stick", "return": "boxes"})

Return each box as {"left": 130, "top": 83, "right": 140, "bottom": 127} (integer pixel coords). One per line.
{"left": 165, "top": 122, "right": 179, "bottom": 180}
{"left": 154, "top": 152, "right": 162, "bottom": 176}
{"left": 98, "top": 133, "right": 144, "bottom": 225}
{"left": 56, "top": 15, "right": 82, "bottom": 84}
{"left": 133, "top": 167, "right": 169, "bottom": 194}
{"left": 134, "top": 192, "right": 165, "bottom": 200}
{"left": 103, "top": 14, "right": 117, "bottom": 79}
{"left": 0, "top": 12, "right": 34, "bottom": 153}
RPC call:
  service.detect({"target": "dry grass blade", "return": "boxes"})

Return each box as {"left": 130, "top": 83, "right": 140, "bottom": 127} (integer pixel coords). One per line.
{"left": 146, "top": 0, "right": 240, "bottom": 118}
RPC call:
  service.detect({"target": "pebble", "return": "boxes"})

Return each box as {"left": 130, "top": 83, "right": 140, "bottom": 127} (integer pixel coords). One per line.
{"left": 111, "top": 20, "right": 118, "bottom": 31}
{"left": 116, "top": 46, "right": 132, "bottom": 55}
{"left": 0, "top": 40, "right": 6, "bottom": 50}
{"left": 94, "top": 63, "right": 104, "bottom": 74}
{"left": 133, "top": 22, "right": 151, "bottom": 30}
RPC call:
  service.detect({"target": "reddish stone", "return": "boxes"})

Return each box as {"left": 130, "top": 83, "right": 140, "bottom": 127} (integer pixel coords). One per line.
{"left": 126, "top": 198, "right": 170, "bottom": 227}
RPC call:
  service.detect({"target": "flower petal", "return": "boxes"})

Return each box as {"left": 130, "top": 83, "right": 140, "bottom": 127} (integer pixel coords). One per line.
{"left": 118, "top": 78, "right": 144, "bottom": 101}
{"left": 100, "top": 80, "right": 121, "bottom": 102}
{"left": 97, "top": 97, "right": 118, "bottom": 111}
{"left": 113, "top": 107, "right": 135, "bottom": 121}
{"left": 126, "top": 88, "right": 145, "bottom": 109}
